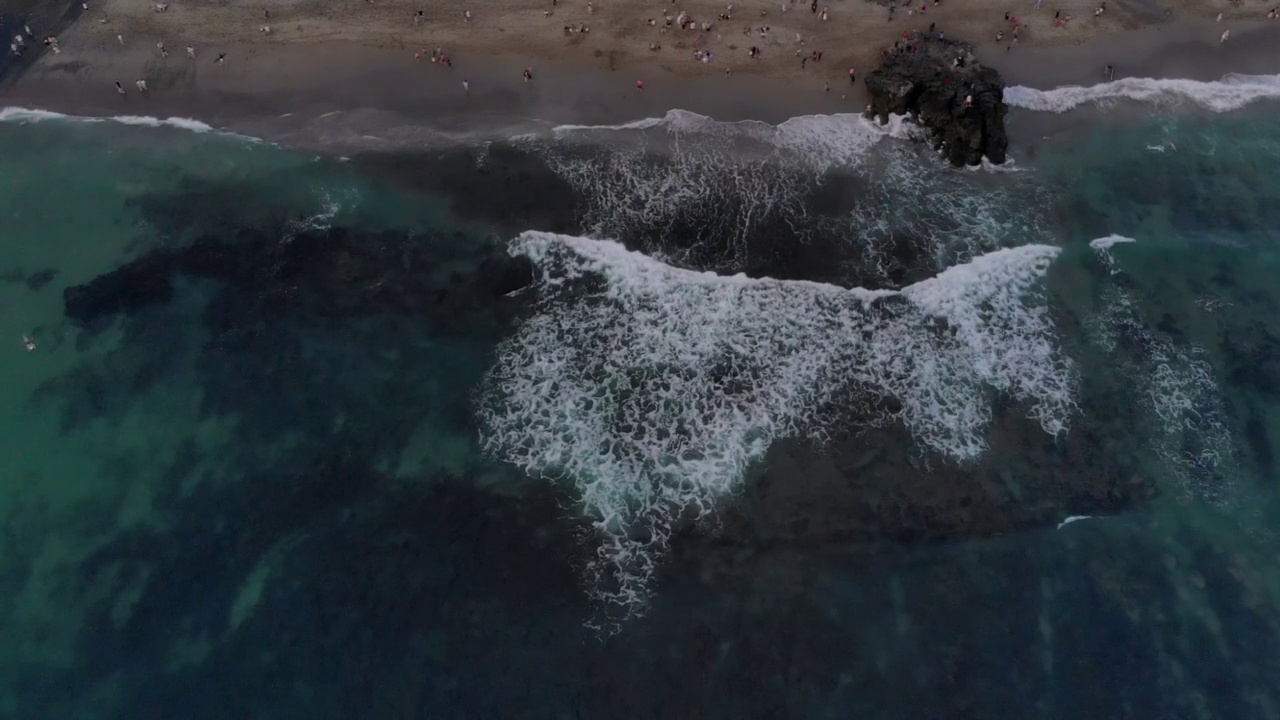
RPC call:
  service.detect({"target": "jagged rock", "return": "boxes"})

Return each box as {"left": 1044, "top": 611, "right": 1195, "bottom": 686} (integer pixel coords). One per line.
{"left": 865, "top": 33, "right": 1008, "bottom": 166}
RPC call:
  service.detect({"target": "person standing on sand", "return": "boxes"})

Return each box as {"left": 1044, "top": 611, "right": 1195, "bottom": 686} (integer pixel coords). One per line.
{"left": 216, "top": 52, "right": 227, "bottom": 64}
{"left": 157, "top": 41, "right": 167, "bottom": 57}
{"left": 462, "top": 79, "right": 470, "bottom": 93}
{"left": 1220, "top": 29, "right": 1230, "bottom": 43}
{"left": 187, "top": 45, "right": 195, "bottom": 58}
{"left": 115, "top": 81, "right": 125, "bottom": 95}
{"left": 136, "top": 79, "right": 147, "bottom": 91}
{"left": 1105, "top": 63, "right": 1114, "bottom": 81}
{"left": 849, "top": 66, "right": 856, "bottom": 83}
{"left": 523, "top": 67, "right": 533, "bottom": 83}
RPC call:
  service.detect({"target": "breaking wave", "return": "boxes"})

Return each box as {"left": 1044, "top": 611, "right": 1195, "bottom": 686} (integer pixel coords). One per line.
{"left": 1089, "top": 234, "right": 1137, "bottom": 274}
{"left": 1, "top": 106, "right": 218, "bottom": 133}
{"left": 520, "top": 109, "right": 1051, "bottom": 286}
{"left": 1004, "top": 73, "right": 1280, "bottom": 113}
{"left": 516, "top": 110, "right": 922, "bottom": 271}
{"left": 478, "top": 231, "right": 1076, "bottom": 624}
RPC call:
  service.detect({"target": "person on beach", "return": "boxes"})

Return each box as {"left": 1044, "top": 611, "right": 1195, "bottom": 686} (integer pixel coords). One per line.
{"left": 849, "top": 66, "right": 856, "bottom": 83}
{"left": 1220, "top": 29, "right": 1230, "bottom": 43}
{"left": 462, "top": 79, "right": 470, "bottom": 93}
{"left": 117, "top": 33, "right": 123, "bottom": 44}
{"left": 187, "top": 45, "right": 195, "bottom": 58}
{"left": 216, "top": 52, "right": 227, "bottom": 64}
{"left": 414, "top": 9, "right": 424, "bottom": 25}
{"left": 636, "top": 79, "right": 645, "bottom": 89}
{"left": 523, "top": 67, "right": 533, "bottom": 83}
{"left": 115, "top": 80, "right": 125, "bottom": 95}
{"left": 1105, "top": 63, "right": 1115, "bottom": 80}
{"left": 157, "top": 41, "right": 167, "bottom": 57}
{"left": 136, "top": 79, "right": 147, "bottom": 91}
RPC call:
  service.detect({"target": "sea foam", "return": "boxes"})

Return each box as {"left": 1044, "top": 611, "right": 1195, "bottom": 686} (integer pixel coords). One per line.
{"left": 0, "top": 106, "right": 265, "bottom": 142}
{"left": 0, "top": 106, "right": 214, "bottom": 131}
{"left": 1086, "top": 236, "right": 1235, "bottom": 497}
{"left": 1005, "top": 73, "right": 1280, "bottom": 113}
{"left": 525, "top": 108, "right": 1044, "bottom": 280}
{"left": 478, "top": 231, "right": 1076, "bottom": 622}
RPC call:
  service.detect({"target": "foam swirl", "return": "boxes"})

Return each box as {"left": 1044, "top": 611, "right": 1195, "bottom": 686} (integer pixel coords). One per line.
{"left": 478, "top": 232, "right": 1076, "bottom": 623}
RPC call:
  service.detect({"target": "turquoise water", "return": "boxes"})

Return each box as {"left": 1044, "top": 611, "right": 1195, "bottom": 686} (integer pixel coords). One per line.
{"left": 2, "top": 107, "right": 1280, "bottom": 718}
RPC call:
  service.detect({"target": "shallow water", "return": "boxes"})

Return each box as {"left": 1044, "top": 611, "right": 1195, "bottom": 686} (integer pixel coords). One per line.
{"left": 2, "top": 95, "right": 1280, "bottom": 718}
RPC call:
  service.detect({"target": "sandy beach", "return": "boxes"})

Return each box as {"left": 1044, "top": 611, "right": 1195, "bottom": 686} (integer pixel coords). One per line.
{"left": 2, "top": 0, "right": 1279, "bottom": 148}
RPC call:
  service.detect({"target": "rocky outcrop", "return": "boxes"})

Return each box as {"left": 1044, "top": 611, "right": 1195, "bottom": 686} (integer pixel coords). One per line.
{"left": 865, "top": 33, "right": 1008, "bottom": 166}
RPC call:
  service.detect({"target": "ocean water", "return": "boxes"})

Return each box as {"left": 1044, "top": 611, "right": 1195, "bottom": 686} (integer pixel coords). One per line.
{"left": 3, "top": 76, "right": 1280, "bottom": 719}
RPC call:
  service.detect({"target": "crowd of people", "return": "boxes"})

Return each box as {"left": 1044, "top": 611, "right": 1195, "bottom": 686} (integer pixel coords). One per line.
{"left": 6, "top": 0, "right": 1274, "bottom": 102}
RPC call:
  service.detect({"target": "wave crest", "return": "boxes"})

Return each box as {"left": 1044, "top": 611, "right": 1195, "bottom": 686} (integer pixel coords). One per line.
{"left": 478, "top": 231, "right": 1076, "bottom": 624}
{"left": 1004, "top": 74, "right": 1280, "bottom": 113}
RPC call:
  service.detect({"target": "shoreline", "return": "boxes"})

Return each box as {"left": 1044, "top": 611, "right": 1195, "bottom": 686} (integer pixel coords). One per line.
{"left": 0, "top": 0, "right": 1278, "bottom": 155}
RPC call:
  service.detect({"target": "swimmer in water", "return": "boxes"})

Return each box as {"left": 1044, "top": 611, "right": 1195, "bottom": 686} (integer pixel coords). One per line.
{"left": 22, "top": 335, "right": 35, "bottom": 352}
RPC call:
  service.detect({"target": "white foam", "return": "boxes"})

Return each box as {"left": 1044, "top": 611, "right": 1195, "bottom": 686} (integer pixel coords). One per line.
{"left": 1057, "top": 515, "right": 1093, "bottom": 530}
{"left": 0, "top": 106, "right": 262, "bottom": 141}
{"left": 1088, "top": 235, "right": 1137, "bottom": 251}
{"left": 547, "top": 109, "right": 918, "bottom": 169}
{"left": 479, "top": 231, "right": 1076, "bottom": 621}
{"left": 1005, "top": 73, "right": 1280, "bottom": 113}
{"left": 842, "top": 145, "right": 1054, "bottom": 284}
{"left": 525, "top": 109, "right": 962, "bottom": 273}
{"left": 1090, "top": 234, "right": 1137, "bottom": 275}
{"left": 1086, "top": 246, "right": 1235, "bottom": 498}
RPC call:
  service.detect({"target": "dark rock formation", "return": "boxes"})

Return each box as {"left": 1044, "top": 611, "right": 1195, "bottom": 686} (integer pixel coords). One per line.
{"left": 865, "top": 32, "right": 1008, "bottom": 166}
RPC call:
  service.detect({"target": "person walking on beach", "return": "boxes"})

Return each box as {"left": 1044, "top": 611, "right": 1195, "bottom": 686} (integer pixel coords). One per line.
{"left": 462, "top": 79, "right": 470, "bottom": 93}
{"left": 114, "top": 80, "right": 125, "bottom": 95}
{"left": 136, "top": 79, "right": 147, "bottom": 91}
{"left": 216, "top": 52, "right": 227, "bottom": 64}
{"left": 157, "top": 41, "right": 167, "bottom": 57}
{"left": 1220, "top": 29, "right": 1230, "bottom": 43}
{"left": 187, "top": 45, "right": 195, "bottom": 58}
{"left": 1105, "top": 63, "right": 1115, "bottom": 81}
{"left": 523, "top": 67, "right": 533, "bottom": 83}
{"left": 849, "top": 66, "right": 856, "bottom": 84}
